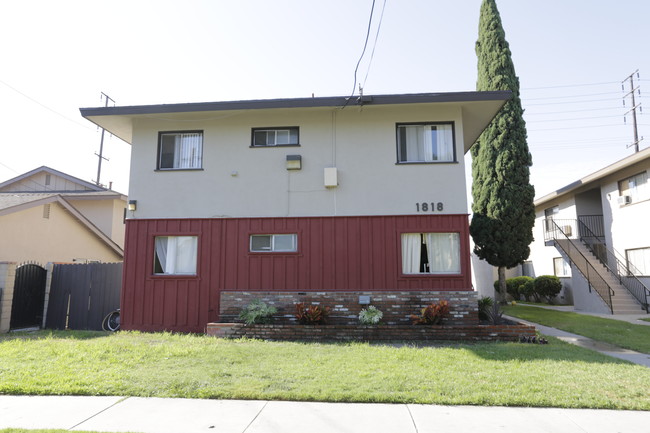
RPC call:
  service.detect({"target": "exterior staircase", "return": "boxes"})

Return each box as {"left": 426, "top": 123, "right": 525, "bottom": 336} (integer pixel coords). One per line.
{"left": 555, "top": 239, "right": 646, "bottom": 314}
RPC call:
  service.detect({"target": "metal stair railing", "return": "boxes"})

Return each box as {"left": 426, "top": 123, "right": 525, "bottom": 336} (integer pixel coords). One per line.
{"left": 576, "top": 218, "right": 650, "bottom": 313}
{"left": 544, "top": 219, "right": 614, "bottom": 313}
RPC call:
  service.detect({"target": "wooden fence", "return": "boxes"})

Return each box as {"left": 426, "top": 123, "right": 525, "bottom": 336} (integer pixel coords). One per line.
{"left": 45, "top": 262, "right": 122, "bottom": 331}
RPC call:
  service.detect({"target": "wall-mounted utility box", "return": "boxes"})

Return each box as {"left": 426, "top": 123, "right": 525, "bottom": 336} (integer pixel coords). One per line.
{"left": 324, "top": 167, "right": 338, "bottom": 188}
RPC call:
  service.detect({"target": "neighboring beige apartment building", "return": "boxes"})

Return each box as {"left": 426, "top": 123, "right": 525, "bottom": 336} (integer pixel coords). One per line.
{"left": 526, "top": 148, "right": 650, "bottom": 314}
{"left": 0, "top": 166, "right": 125, "bottom": 264}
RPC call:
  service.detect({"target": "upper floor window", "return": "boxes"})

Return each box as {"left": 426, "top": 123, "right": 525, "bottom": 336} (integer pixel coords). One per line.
{"left": 252, "top": 127, "right": 299, "bottom": 147}
{"left": 158, "top": 131, "right": 203, "bottom": 169}
{"left": 250, "top": 234, "right": 297, "bottom": 252}
{"left": 401, "top": 232, "right": 460, "bottom": 274}
{"left": 396, "top": 123, "right": 455, "bottom": 163}
{"left": 618, "top": 171, "right": 648, "bottom": 205}
{"left": 154, "top": 236, "right": 198, "bottom": 275}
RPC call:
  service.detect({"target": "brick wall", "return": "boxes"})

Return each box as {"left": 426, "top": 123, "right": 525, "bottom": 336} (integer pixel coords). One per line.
{"left": 219, "top": 290, "right": 479, "bottom": 326}
{"left": 206, "top": 322, "right": 536, "bottom": 343}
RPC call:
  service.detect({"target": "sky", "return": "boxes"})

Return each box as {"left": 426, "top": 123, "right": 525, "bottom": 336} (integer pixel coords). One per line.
{"left": 1, "top": 0, "right": 648, "bottom": 200}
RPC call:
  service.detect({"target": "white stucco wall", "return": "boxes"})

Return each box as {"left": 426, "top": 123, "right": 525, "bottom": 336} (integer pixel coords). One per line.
{"left": 126, "top": 104, "right": 470, "bottom": 219}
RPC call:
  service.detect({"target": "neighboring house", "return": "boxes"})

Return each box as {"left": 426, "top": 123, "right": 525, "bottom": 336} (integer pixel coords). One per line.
{"left": 80, "top": 91, "right": 510, "bottom": 333}
{"left": 526, "top": 148, "right": 650, "bottom": 314}
{"left": 0, "top": 166, "right": 126, "bottom": 264}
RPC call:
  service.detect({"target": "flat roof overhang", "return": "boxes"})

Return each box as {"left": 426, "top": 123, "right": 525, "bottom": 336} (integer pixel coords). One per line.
{"left": 80, "top": 91, "right": 512, "bottom": 154}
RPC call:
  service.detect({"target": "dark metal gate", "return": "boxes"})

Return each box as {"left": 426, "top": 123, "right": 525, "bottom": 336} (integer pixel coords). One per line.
{"left": 10, "top": 263, "right": 47, "bottom": 330}
{"left": 45, "top": 262, "right": 122, "bottom": 331}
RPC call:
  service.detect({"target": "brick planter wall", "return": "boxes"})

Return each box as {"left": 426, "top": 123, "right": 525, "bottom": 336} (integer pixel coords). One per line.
{"left": 206, "top": 322, "right": 536, "bottom": 343}
{"left": 220, "top": 291, "right": 479, "bottom": 326}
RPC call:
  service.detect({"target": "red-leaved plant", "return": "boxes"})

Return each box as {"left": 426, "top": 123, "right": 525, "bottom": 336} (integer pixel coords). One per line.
{"left": 410, "top": 300, "right": 450, "bottom": 325}
{"left": 295, "top": 303, "right": 330, "bottom": 325}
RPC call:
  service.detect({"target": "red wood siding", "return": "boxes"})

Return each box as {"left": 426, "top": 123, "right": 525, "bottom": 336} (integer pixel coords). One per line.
{"left": 121, "top": 214, "right": 472, "bottom": 332}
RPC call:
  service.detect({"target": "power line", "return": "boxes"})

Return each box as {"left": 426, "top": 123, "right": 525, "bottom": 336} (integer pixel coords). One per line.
{"left": 523, "top": 81, "right": 618, "bottom": 90}
{"left": 524, "top": 107, "right": 622, "bottom": 116}
{"left": 525, "top": 114, "right": 621, "bottom": 123}
{"left": 361, "top": 0, "right": 387, "bottom": 90}
{"left": 0, "top": 78, "right": 92, "bottom": 131}
{"left": 524, "top": 91, "right": 620, "bottom": 101}
{"left": 524, "top": 97, "right": 622, "bottom": 107}
{"left": 342, "top": 0, "right": 376, "bottom": 108}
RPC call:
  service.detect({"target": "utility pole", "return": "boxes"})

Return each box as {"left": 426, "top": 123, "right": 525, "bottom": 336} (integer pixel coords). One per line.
{"left": 95, "top": 92, "right": 114, "bottom": 187}
{"left": 622, "top": 70, "right": 643, "bottom": 152}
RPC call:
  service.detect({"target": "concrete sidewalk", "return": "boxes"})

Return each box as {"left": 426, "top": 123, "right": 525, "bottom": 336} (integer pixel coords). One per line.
{"left": 503, "top": 307, "right": 650, "bottom": 364}
{"left": 1, "top": 395, "right": 649, "bottom": 433}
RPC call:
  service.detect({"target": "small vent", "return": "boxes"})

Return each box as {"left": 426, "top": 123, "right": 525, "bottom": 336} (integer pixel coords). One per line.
{"left": 43, "top": 203, "right": 51, "bottom": 219}
{"left": 45, "top": 174, "right": 51, "bottom": 186}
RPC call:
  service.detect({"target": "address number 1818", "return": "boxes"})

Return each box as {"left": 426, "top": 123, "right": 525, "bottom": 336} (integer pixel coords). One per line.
{"left": 416, "top": 202, "right": 444, "bottom": 212}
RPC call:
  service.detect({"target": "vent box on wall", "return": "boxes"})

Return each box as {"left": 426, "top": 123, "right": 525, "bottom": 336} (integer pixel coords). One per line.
{"left": 324, "top": 167, "right": 338, "bottom": 188}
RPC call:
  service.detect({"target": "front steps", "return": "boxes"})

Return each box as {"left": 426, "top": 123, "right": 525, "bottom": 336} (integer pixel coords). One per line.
{"left": 555, "top": 239, "right": 646, "bottom": 314}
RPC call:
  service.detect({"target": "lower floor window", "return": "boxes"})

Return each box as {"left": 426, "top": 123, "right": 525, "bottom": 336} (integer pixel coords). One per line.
{"left": 401, "top": 233, "right": 460, "bottom": 274}
{"left": 553, "top": 257, "right": 571, "bottom": 277}
{"left": 626, "top": 247, "right": 650, "bottom": 276}
{"left": 154, "top": 236, "right": 198, "bottom": 275}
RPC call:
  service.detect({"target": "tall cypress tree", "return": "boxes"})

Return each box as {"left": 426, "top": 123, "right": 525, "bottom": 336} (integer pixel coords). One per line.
{"left": 470, "top": 0, "right": 535, "bottom": 297}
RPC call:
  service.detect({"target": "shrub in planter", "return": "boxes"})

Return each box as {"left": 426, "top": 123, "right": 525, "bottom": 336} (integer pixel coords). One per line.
{"left": 358, "top": 305, "right": 383, "bottom": 325}
{"left": 295, "top": 303, "right": 330, "bottom": 324}
{"left": 478, "top": 296, "right": 493, "bottom": 321}
{"left": 534, "top": 275, "right": 562, "bottom": 303}
{"left": 238, "top": 299, "right": 277, "bottom": 325}
{"left": 410, "top": 300, "right": 449, "bottom": 325}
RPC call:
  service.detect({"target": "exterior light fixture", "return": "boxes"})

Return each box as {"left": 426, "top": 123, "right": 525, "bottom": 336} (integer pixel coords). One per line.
{"left": 286, "top": 155, "right": 302, "bottom": 170}
{"left": 128, "top": 200, "right": 137, "bottom": 211}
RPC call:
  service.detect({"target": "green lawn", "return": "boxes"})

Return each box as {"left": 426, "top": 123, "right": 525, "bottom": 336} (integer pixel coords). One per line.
{"left": 503, "top": 304, "right": 650, "bottom": 354}
{"left": 1, "top": 331, "right": 649, "bottom": 410}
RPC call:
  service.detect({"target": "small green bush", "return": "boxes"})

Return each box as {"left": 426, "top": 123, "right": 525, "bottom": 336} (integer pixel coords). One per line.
{"left": 494, "top": 276, "right": 534, "bottom": 300}
{"left": 534, "top": 275, "right": 562, "bottom": 303}
{"left": 358, "top": 305, "right": 383, "bottom": 325}
{"left": 478, "top": 296, "right": 493, "bottom": 321}
{"left": 238, "top": 299, "right": 277, "bottom": 325}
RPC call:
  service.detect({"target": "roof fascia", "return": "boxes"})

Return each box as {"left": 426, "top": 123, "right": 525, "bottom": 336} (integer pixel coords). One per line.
{"left": 534, "top": 147, "right": 650, "bottom": 207}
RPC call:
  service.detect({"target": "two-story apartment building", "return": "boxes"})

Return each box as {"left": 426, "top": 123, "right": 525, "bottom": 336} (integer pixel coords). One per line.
{"left": 81, "top": 92, "right": 510, "bottom": 333}
{"left": 528, "top": 147, "right": 650, "bottom": 314}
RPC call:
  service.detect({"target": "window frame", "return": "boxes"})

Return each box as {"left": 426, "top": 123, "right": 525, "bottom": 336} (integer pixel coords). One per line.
{"left": 553, "top": 257, "right": 571, "bottom": 278}
{"left": 156, "top": 130, "right": 204, "bottom": 171}
{"left": 152, "top": 235, "right": 199, "bottom": 277}
{"left": 251, "top": 127, "right": 300, "bottom": 148}
{"left": 625, "top": 247, "right": 650, "bottom": 277}
{"left": 395, "top": 121, "right": 457, "bottom": 164}
{"left": 249, "top": 233, "right": 299, "bottom": 253}
{"left": 400, "top": 232, "right": 461, "bottom": 276}
{"left": 618, "top": 171, "right": 648, "bottom": 205}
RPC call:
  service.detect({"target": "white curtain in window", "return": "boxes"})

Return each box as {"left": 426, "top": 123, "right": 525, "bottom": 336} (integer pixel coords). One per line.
{"left": 404, "top": 126, "right": 423, "bottom": 162}
{"left": 423, "top": 126, "right": 434, "bottom": 162}
{"left": 174, "top": 133, "right": 202, "bottom": 168}
{"left": 436, "top": 124, "right": 453, "bottom": 161}
{"left": 425, "top": 233, "right": 460, "bottom": 274}
{"left": 155, "top": 236, "right": 198, "bottom": 274}
{"left": 401, "top": 233, "right": 422, "bottom": 274}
